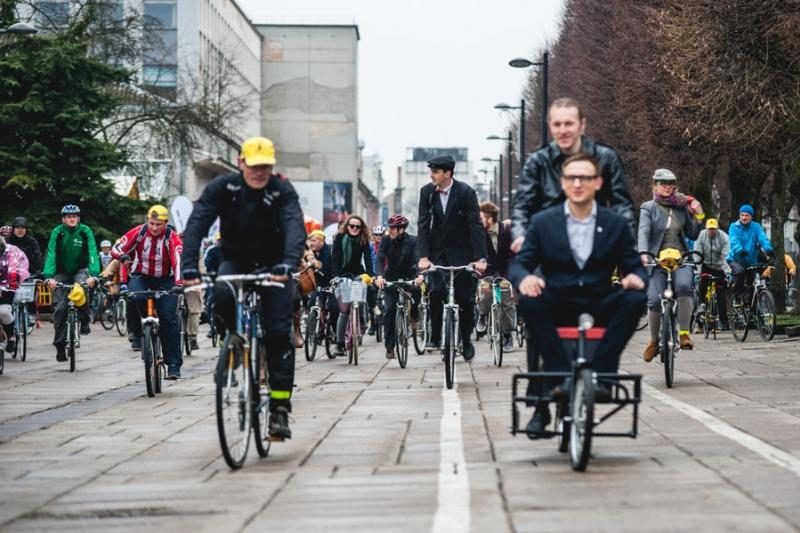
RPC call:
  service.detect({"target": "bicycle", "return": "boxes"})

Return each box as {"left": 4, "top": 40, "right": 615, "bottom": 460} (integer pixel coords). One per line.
{"left": 642, "top": 249, "right": 703, "bottom": 388}
{"left": 303, "top": 287, "right": 337, "bottom": 362}
{"left": 413, "top": 277, "right": 431, "bottom": 355}
{"left": 730, "top": 264, "right": 776, "bottom": 342}
{"left": 485, "top": 277, "right": 512, "bottom": 367}
{"left": 333, "top": 277, "right": 370, "bottom": 366}
{"left": 427, "top": 264, "right": 475, "bottom": 389}
{"left": 374, "top": 288, "right": 384, "bottom": 344}
{"left": 53, "top": 281, "right": 92, "bottom": 373}
{"left": 698, "top": 272, "right": 726, "bottom": 340}
{"left": 113, "top": 296, "right": 127, "bottom": 337}
{"left": 10, "top": 281, "right": 37, "bottom": 362}
{"left": 383, "top": 279, "right": 417, "bottom": 369}
{"left": 176, "top": 292, "right": 193, "bottom": 357}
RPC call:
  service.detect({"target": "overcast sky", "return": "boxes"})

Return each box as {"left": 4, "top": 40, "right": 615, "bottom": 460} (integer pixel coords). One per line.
{"left": 238, "top": 0, "right": 565, "bottom": 190}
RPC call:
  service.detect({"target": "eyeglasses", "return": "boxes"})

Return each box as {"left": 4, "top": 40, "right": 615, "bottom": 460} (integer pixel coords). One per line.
{"left": 563, "top": 175, "right": 598, "bottom": 184}
{"left": 655, "top": 181, "right": 677, "bottom": 187}
{"left": 348, "top": 223, "right": 362, "bottom": 230}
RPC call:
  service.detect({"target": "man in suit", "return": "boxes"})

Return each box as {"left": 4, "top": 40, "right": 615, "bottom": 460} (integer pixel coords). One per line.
{"left": 508, "top": 153, "right": 647, "bottom": 435}
{"left": 417, "top": 155, "right": 488, "bottom": 361}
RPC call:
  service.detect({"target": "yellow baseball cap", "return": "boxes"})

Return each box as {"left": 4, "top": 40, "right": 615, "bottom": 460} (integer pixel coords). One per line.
{"left": 308, "top": 230, "right": 326, "bottom": 240}
{"left": 241, "top": 137, "right": 276, "bottom": 166}
{"left": 706, "top": 218, "right": 719, "bottom": 229}
{"left": 148, "top": 204, "right": 169, "bottom": 221}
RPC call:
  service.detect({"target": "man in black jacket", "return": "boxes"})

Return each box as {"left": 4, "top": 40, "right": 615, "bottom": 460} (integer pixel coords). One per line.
{"left": 510, "top": 97, "right": 635, "bottom": 253}
{"left": 375, "top": 214, "right": 420, "bottom": 359}
{"left": 9, "top": 217, "right": 43, "bottom": 275}
{"left": 181, "top": 136, "right": 305, "bottom": 441}
{"left": 508, "top": 153, "right": 647, "bottom": 435}
{"left": 417, "top": 155, "right": 487, "bottom": 361}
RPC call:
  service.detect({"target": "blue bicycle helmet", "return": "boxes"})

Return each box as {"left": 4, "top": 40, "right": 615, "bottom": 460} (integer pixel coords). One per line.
{"left": 61, "top": 204, "right": 81, "bottom": 215}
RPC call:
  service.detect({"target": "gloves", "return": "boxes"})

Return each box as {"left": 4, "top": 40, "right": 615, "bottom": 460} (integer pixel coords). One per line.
{"left": 182, "top": 268, "right": 200, "bottom": 282}
{"left": 271, "top": 263, "right": 294, "bottom": 277}
{"left": 118, "top": 253, "right": 130, "bottom": 263}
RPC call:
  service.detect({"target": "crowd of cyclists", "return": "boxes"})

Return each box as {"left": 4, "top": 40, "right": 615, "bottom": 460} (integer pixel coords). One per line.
{"left": 0, "top": 97, "right": 788, "bottom": 443}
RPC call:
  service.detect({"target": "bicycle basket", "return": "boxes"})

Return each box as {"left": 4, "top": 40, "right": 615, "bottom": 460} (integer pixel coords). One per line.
{"left": 336, "top": 279, "right": 368, "bottom": 303}
{"left": 13, "top": 282, "right": 36, "bottom": 303}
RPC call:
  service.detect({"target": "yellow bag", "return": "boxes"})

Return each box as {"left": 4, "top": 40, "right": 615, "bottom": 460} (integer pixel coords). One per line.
{"left": 67, "top": 284, "right": 86, "bottom": 307}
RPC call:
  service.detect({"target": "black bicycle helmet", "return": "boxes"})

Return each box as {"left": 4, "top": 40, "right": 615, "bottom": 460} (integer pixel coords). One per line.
{"left": 388, "top": 214, "right": 409, "bottom": 228}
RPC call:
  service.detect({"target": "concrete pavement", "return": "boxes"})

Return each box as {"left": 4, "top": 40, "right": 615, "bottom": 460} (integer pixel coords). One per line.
{"left": 1, "top": 322, "right": 799, "bottom": 532}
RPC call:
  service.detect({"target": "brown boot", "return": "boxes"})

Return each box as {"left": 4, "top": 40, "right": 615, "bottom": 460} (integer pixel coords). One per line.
{"left": 680, "top": 333, "right": 693, "bottom": 350}
{"left": 293, "top": 312, "right": 304, "bottom": 348}
{"left": 642, "top": 341, "right": 658, "bottom": 362}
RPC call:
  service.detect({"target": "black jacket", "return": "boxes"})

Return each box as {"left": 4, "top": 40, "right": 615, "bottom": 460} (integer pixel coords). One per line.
{"left": 485, "top": 221, "right": 512, "bottom": 278}
{"left": 417, "top": 180, "right": 487, "bottom": 266}
{"left": 508, "top": 203, "right": 646, "bottom": 299}
{"left": 332, "top": 233, "right": 374, "bottom": 278}
{"left": 511, "top": 136, "right": 635, "bottom": 240}
{"left": 377, "top": 233, "right": 418, "bottom": 280}
{"left": 182, "top": 172, "right": 305, "bottom": 272}
{"left": 8, "top": 234, "right": 43, "bottom": 274}
{"left": 313, "top": 243, "right": 332, "bottom": 287}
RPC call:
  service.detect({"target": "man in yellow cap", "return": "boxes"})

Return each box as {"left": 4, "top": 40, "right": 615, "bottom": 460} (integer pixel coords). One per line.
{"left": 181, "top": 136, "right": 305, "bottom": 440}
{"left": 111, "top": 205, "right": 184, "bottom": 375}
{"left": 694, "top": 218, "right": 731, "bottom": 329}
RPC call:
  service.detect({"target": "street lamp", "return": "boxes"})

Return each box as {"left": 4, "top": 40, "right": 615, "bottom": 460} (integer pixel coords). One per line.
{"left": 494, "top": 101, "right": 526, "bottom": 169}
{"left": 487, "top": 135, "right": 513, "bottom": 219}
{"left": 0, "top": 22, "right": 38, "bottom": 35}
{"left": 480, "top": 156, "right": 501, "bottom": 207}
{"left": 509, "top": 52, "right": 548, "bottom": 148}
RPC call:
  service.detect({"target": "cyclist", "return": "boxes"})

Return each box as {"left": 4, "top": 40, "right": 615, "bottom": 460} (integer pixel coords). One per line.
{"left": 43, "top": 205, "right": 100, "bottom": 362}
{"left": 375, "top": 214, "right": 421, "bottom": 359}
{"left": 111, "top": 205, "right": 183, "bottom": 377}
{"left": 638, "top": 169, "right": 704, "bottom": 361}
{"left": 181, "top": 136, "right": 305, "bottom": 440}
{"left": 694, "top": 218, "right": 731, "bottom": 330}
{"left": 99, "top": 240, "right": 113, "bottom": 269}
{"left": 331, "top": 214, "right": 374, "bottom": 356}
{"left": 417, "top": 155, "right": 487, "bottom": 360}
{"left": 0, "top": 236, "right": 31, "bottom": 354}
{"left": 305, "top": 229, "right": 338, "bottom": 343}
{"left": 475, "top": 201, "right": 515, "bottom": 350}
{"left": 366, "top": 224, "right": 386, "bottom": 335}
{"left": 8, "top": 218, "right": 42, "bottom": 276}
{"left": 727, "top": 204, "right": 774, "bottom": 298}
{"left": 509, "top": 153, "right": 646, "bottom": 435}
{"left": 510, "top": 97, "right": 635, "bottom": 253}
{"left": 202, "top": 232, "right": 224, "bottom": 339}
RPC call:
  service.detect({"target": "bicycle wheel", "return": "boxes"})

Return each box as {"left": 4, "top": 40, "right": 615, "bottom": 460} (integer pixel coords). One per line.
{"left": 0, "top": 335, "right": 4, "bottom": 375}
{"left": 756, "top": 290, "right": 776, "bottom": 341}
{"left": 325, "top": 320, "right": 336, "bottom": 359}
{"left": 710, "top": 293, "right": 719, "bottom": 341}
{"left": 569, "top": 368, "right": 595, "bottom": 471}
{"left": 348, "top": 308, "right": 359, "bottom": 366}
{"left": 142, "top": 323, "right": 155, "bottom": 397}
{"left": 177, "top": 302, "right": 189, "bottom": 357}
{"left": 413, "top": 304, "right": 427, "bottom": 355}
{"left": 251, "top": 331, "right": 271, "bottom": 458}
{"left": 515, "top": 316, "right": 526, "bottom": 348}
{"left": 303, "top": 309, "right": 319, "bottom": 362}
{"left": 730, "top": 296, "right": 749, "bottom": 342}
{"left": 662, "top": 305, "right": 675, "bottom": 388}
{"left": 490, "top": 304, "right": 503, "bottom": 367}
{"left": 154, "top": 331, "right": 163, "bottom": 394}
{"left": 556, "top": 401, "right": 570, "bottom": 453}
{"left": 16, "top": 304, "right": 27, "bottom": 361}
{"left": 397, "top": 306, "right": 408, "bottom": 368}
{"left": 702, "top": 298, "right": 712, "bottom": 340}
{"left": 99, "top": 296, "right": 114, "bottom": 330}
{"left": 216, "top": 336, "right": 252, "bottom": 470}
{"left": 444, "top": 308, "right": 456, "bottom": 389}
{"left": 209, "top": 316, "right": 218, "bottom": 348}
{"left": 114, "top": 298, "right": 127, "bottom": 337}
{"left": 67, "top": 311, "right": 76, "bottom": 373}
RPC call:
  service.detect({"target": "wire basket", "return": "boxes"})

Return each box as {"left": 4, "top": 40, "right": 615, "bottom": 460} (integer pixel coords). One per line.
{"left": 336, "top": 279, "right": 368, "bottom": 304}
{"left": 13, "top": 282, "right": 37, "bottom": 303}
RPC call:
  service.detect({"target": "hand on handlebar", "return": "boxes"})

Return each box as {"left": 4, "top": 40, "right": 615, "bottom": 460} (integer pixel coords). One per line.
{"left": 620, "top": 273, "right": 645, "bottom": 291}
{"left": 418, "top": 257, "right": 432, "bottom": 271}
{"left": 471, "top": 259, "right": 487, "bottom": 275}
{"left": 375, "top": 276, "right": 385, "bottom": 289}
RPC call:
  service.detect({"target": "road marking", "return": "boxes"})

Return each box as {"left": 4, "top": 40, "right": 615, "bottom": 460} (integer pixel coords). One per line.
{"left": 644, "top": 383, "right": 800, "bottom": 477}
{"left": 432, "top": 385, "right": 470, "bottom": 533}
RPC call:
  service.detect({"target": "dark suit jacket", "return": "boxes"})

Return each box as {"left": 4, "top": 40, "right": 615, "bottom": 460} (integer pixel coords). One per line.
{"left": 377, "top": 233, "right": 418, "bottom": 280}
{"left": 485, "top": 221, "right": 513, "bottom": 278}
{"left": 508, "top": 203, "right": 646, "bottom": 298}
{"left": 417, "top": 180, "right": 487, "bottom": 266}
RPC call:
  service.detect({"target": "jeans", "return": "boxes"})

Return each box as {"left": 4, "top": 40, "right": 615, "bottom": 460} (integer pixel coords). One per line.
{"left": 129, "top": 274, "right": 181, "bottom": 371}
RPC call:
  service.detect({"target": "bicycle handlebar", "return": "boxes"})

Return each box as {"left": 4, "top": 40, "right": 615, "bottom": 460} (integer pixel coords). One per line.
{"left": 426, "top": 264, "right": 476, "bottom": 273}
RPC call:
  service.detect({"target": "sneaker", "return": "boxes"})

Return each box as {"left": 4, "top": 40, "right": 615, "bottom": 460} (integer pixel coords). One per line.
{"left": 680, "top": 333, "right": 694, "bottom": 350}
{"left": 475, "top": 315, "right": 487, "bottom": 334}
{"left": 190, "top": 337, "right": 200, "bottom": 351}
{"left": 643, "top": 341, "right": 658, "bottom": 362}
{"left": 166, "top": 368, "right": 181, "bottom": 380}
{"left": 503, "top": 333, "right": 514, "bottom": 351}
{"left": 130, "top": 338, "right": 142, "bottom": 352}
{"left": 462, "top": 342, "right": 475, "bottom": 362}
{"left": 269, "top": 406, "right": 292, "bottom": 440}
{"left": 80, "top": 322, "right": 91, "bottom": 335}
{"left": 56, "top": 343, "right": 67, "bottom": 362}
{"left": 334, "top": 343, "right": 345, "bottom": 357}
{"left": 385, "top": 349, "right": 396, "bottom": 359}
{"left": 5, "top": 338, "right": 15, "bottom": 354}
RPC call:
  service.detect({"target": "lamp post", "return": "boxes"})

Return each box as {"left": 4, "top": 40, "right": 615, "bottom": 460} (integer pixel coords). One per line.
{"left": 509, "top": 51, "right": 548, "bottom": 148}
{"left": 494, "top": 100, "right": 526, "bottom": 166}
{"left": 487, "top": 134, "right": 513, "bottom": 220}
{"left": 480, "top": 155, "right": 502, "bottom": 218}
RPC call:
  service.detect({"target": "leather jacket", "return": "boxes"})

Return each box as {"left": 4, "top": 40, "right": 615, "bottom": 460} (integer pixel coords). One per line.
{"left": 511, "top": 135, "right": 635, "bottom": 240}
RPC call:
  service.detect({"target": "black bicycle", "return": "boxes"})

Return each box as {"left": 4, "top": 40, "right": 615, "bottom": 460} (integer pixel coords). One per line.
{"left": 303, "top": 287, "right": 337, "bottom": 362}
{"left": 730, "top": 264, "right": 776, "bottom": 342}
{"left": 384, "top": 279, "right": 417, "bottom": 369}
{"left": 53, "top": 281, "right": 93, "bottom": 373}
{"left": 177, "top": 292, "right": 193, "bottom": 357}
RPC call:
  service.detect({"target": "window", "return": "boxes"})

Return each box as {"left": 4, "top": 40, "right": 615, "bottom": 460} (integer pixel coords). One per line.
{"left": 37, "top": 1, "right": 70, "bottom": 27}
{"left": 97, "top": 0, "right": 124, "bottom": 23}
{"left": 144, "top": 1, "right": 176, "bottom": 29}
{"left": 143, "top": 65, "right": 177, "bottom": 87}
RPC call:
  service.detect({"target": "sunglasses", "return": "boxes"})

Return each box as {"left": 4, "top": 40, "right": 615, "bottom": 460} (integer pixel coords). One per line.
{"left": 348, "top": 223, "right": 362, "bottom": 230}
{"left": 655, "top": 181, "right": 676, "bottom": 187}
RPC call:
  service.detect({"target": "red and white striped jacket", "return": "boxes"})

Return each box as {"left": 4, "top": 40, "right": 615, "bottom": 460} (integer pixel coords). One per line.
{"left": 111, "top": 225, "right": 183, "bottom": 282}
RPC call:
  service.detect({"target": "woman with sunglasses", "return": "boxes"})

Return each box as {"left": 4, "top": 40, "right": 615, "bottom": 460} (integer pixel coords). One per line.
{"left": 331, "top": 215, "right": 374, "bottom": 356}
{"left": 638, "top": 168, "right": 704, "bottom": 362}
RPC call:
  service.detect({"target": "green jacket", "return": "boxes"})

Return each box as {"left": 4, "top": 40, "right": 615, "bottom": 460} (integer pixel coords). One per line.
{"left": 43, "top": 223, "right": 100, "bottom": 278}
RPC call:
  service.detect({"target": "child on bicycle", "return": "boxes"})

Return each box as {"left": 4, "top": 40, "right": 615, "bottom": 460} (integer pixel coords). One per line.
{"left": 0, "top": 237, "right": 30, "bottom": 354}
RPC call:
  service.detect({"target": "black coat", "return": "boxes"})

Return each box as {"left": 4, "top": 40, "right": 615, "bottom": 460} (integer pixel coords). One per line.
{"left": 331, "top": 233, "right": 374, "bottom": 278}
{"left": 508, "top": 203, "right": 646, "bottom": 299}
{"left": 416, "top": 180, "right": 487, "bottom": 267}
{"left": 511, "top": 136, "right": 635, "bottom": 240}
{"left": 8, "top": 234, "right": 43, "bottom": 274}
{"left": 485, "top": 221, "right": 513, "bottom": 278}
{"left": 182, "top": 172, "right": 306, "bottom": 272}
{"left": 377, "top": 233, "right": 418, "bottom": 280}
{"left": 313, "top": 243, "right": 332, "bottom": 286}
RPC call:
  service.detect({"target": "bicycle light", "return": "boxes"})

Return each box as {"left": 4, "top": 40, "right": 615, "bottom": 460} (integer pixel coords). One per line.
{"left": 578, "top": 313, "right": 594, "bottom": 330}
{"left": 663, "top": 288, "right": 674, "bottom": 299}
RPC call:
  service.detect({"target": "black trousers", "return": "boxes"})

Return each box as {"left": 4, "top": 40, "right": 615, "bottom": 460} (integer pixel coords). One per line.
{"left": 382, "top": 285, "right": 420, "bottom": 351}
{"left": 518, "top": 288, "right": 647, "bottom": 378}
{"left": 427, "top": 270, "right": 476, "bottom": 347}
{"left": 215, "top": 260, "right": 295, "bottom": 411}
{"left": 699, "top": 265, "right": 729, "bottom": 325}
{"left": 52, "top": 270, "right": 91, "bottom": 347}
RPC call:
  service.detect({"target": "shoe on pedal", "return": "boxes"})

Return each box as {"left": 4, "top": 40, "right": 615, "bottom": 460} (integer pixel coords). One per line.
{"left": 462, "top": 342, "right": 475, "bottom": 363}
{"left": 269, "top": 406, "right": 292, "bottom": 440}
{"left": 502, "top": 333, "right": 514, "bottom": 351}
{"left": 55, "top": 343, "right": 67, "bottom": 362}
{"left": 130, "top": 338, "right": 142, "bottom": 352}
{"left": 642, "top": 341, "right": 658, "bottom": 362}
{"left": 166, "top": 367, "right": 181, "bottom": 380}
{"left": 80, "top": 322, "right": 91, "bottom": 335}
{"left": 5, "top": 338, "right": 15, "bottom": 354}
{"left": 526, "top": 406, "right": 552, "bottom": 439}
{"left": 385, "top": 349, "right": 396, "bottom": 359}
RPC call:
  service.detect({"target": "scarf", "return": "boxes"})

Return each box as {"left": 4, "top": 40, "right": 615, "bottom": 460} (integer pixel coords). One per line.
{"left": 653, "top": 191, "right": 689, "bottom": 208}
{"left": 341, "top": 234, "right": 357, "bottom": 269}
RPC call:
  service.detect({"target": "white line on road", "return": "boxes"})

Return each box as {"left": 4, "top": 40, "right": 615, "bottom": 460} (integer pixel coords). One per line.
{"left": 432, "top": 385, "right": 471, "bottom": 533}
{"left": 644, "top": 383, "right": 800, "bottom": 477}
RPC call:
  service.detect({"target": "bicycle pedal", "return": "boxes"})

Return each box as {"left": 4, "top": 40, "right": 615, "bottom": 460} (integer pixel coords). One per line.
{"left": 268, "top": 434, "right": 286, "bottom": 442}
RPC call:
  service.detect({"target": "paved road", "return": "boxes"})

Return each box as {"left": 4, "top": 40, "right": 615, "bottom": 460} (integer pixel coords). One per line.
{"left": 1, "top": 322, "right": 799, "bottom": 532}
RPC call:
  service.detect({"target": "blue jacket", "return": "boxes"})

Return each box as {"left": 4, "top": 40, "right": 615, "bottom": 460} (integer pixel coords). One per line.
{"left": 727, "top": 220, "right": 772, "bottom": 267}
